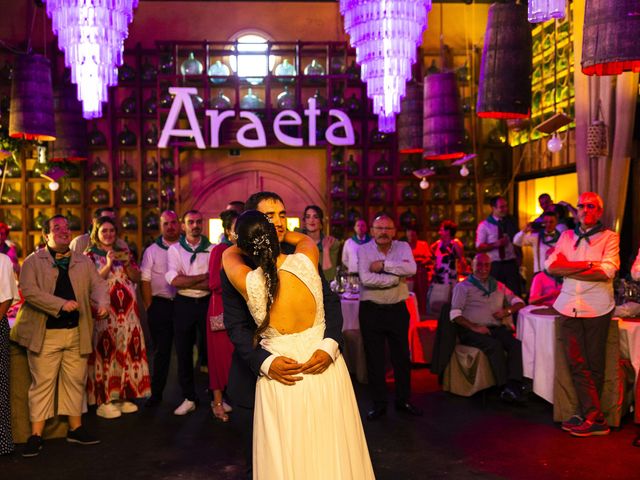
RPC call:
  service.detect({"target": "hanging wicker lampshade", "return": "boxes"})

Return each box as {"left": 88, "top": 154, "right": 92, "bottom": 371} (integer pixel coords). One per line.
{"left": 476, "top": 3, "right": 532, "bottom": 119}
{"left": 51, "top": 81, "right": 88, "bottom": 161}
{"left": 9, "top": 53, "right": 56, "bottom": 141}
{"left": 582, "top": 0, "right": 640, "bottom": 76}
{"left": 423, "top": 72, "right": 465, "bottom": 160}
{"left": 398, "top": 82, "right": 423, "bottom": 154}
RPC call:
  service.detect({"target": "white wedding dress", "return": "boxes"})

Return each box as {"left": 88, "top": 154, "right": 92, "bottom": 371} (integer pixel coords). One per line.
{"left": 246, "top": 253, "right": 375, "bottom": 480}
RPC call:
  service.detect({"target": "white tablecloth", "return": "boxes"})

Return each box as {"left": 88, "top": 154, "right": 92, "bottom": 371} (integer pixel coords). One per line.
{"left": 516, "top": 305, "right": 640, "bottom": 403}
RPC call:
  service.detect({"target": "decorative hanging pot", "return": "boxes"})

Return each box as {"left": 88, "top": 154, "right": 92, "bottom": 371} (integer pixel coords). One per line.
{"left": 9, "top": 53, "right": 56, "bottom": 141}
{"left": 586, "top": 101, "right": 608, "bottom": 156}
{"left": 51, "top": 80, "right": 88, "bottom": 161}
{"left": 582, "top": 0, "right": 640, "bottom": 76}
{"left": 398, "top": 82, "right": 423, "bottom": 154}
{"left": 476, "top": 3, "right": 532, "bottom": 119}
{"left": 423, "top": 72, "right": 465, "bottom": 160}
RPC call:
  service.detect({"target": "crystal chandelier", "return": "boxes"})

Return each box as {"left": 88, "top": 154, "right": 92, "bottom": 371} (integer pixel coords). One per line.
{"left": 45, "top": 0, "right": 139, "bottom": 119}
{"left": 340, "top": 0, "right": 431, "bottom": 133}
{"left": 528, "top": 0, "right": 566, "bottom": 23}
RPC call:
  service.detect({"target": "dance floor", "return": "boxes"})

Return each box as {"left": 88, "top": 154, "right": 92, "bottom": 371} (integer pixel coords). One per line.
{"left": 2, "top": 364, "right": 640, "bottom": 479}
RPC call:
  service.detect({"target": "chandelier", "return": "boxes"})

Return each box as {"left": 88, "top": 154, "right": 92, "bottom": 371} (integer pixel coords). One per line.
{"left": 45, "top": 0, "right": 139, "bottom": 119}
{"left": 340, "top": 0, "right": 431, "bottom": 133}
{"left": 528, "top": 0, "right": 566, "bottom": 23}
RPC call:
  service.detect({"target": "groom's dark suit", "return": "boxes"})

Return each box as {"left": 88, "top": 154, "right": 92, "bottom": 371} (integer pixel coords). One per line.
{"left": 221, "top": 243, "right": 344, "bottom": 472}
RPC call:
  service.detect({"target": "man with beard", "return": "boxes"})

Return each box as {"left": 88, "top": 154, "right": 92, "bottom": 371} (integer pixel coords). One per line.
{"left": 358, "top": 214, "right": 421, "bottom": 420}
{"left": 140, "top": 210, "right": 180, "bottom": 407}
{"left": 165, "top": 210, "right": 212, "bottom": 415}
{"left": 221, "top": 192, "right": 344, "bottom": 478}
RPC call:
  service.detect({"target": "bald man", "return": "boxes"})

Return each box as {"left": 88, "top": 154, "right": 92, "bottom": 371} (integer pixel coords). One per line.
{"left": 140, "top": 210, "right": 180, "bottom": 407}
{"left": 546, "top": 192, "right": 619, "bottom": 437}
{"left": 450, "top": 253, "right": 526, "bottom": 402}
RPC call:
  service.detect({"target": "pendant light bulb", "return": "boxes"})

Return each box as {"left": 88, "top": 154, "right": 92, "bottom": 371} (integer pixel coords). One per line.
{"left": 460, "top": 164, "right": 470, "bottom": 177}
{"left": 419, "top": 177, "right": 430, "bottom": 190}
{"left": 547, "top": 133, "right": 563, "bottom": 153}
{"left": 48, "top": 181, "right": 60, "bottom": 192}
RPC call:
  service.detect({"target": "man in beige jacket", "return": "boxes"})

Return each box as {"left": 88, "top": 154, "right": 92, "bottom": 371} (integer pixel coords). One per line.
{"left": 12, "top": 215, "right": 109, "bottom": 457}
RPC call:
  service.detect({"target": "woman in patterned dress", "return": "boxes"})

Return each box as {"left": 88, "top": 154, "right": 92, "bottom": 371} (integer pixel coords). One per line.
{"left": 85, "top": 216, "right": 151, "bottom": 419}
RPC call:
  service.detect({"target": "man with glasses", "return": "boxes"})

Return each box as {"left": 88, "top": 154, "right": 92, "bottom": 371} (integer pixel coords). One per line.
{"left": 358, "top": 215, "right": 421, "bottom": 420}
{"left": 546, "top": 192, "right": 619, "bottom": 437}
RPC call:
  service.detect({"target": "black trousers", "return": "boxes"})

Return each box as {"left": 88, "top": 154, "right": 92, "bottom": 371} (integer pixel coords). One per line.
{"left": 490, "top": 259, "right": 522, "bottom": 297}
{"left": 457, "top": 325, "right": 523, "bottom": 386}
{"left": 147, "top": 296, "right": 174, "bottom": 399}
{"left": 559, "top": 311, "right": 611, "bottom": 422}
{"left": 230, "top": 402, "right": 254, "bottom": 479}
{"left": 359, "top": 300, "right": 411, "bottom": 407}
{"left": 173, "top": 294, "right": 210, "bottom": 401}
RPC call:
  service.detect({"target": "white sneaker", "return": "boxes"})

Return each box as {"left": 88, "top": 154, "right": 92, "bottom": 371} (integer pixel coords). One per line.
{"left": 173, "top": 399, "right": 196, "bottom": 416}
{"left": 96, "top": 403, "right": 122, "bottom": 419}
{"left": 116, "top": 401, "right": 138, "bottom": 414}
{"left": 222, "top": 401, "right": 233, "bottom": 413}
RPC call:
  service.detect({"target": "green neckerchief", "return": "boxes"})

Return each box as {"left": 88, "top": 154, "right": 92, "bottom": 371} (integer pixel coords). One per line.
{"left": 179, "top": 235, "right": 211, "bottom": 264}
{"left": 351, "top": 234, "right": 371, "bottom": 245}
{"left": 540, "top": 229, "right": 561, "bottom": 247}
{"left": 542, "top": 269, "right": 563, "bottom": 285}
{"left": 485, "top": 215, "right": 502, "bottom": 227}
{"left": 220, "top": 234, "right": 233, "bottom": 246}
{"left": 573, "top": 221, "right": 604, "bottom": 248}
{"left": 467, "top": 274, "right": 497, "bottom": 297}
{"left": 88, "top": 245, "right": 109, "bottom": 257}
{"left": 154, "top": 236, "right": 169, "bottom": 250}
{"left": 48, "top": 246, "right": 71, "bottom": 271}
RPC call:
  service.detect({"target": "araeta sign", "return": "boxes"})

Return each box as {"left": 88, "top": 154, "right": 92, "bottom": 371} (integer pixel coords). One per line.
{"left": 158, "top": 87, "right": 356, "bottom": 149}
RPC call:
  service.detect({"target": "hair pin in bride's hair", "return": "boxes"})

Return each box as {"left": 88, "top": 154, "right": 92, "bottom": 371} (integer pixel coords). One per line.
{"left": 252, "top": 233, "right": 272, "bottom": 256}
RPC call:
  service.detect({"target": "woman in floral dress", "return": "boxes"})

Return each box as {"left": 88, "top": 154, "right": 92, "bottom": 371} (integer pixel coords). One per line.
{"left": 85, "top": 216, "right": 151, "bottom": 419}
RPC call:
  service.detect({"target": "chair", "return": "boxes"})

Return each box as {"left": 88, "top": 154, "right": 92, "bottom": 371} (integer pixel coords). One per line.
{"left": 553, "top": 319, "right": 635, "bottom": 427}
{"left": 431, "top": 304, "right": 496, "bottom": 397}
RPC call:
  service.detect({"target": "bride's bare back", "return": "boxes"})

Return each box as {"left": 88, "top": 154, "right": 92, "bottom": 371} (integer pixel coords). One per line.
{"left": 269, "top": 266, "right": 317, "bottom": 335}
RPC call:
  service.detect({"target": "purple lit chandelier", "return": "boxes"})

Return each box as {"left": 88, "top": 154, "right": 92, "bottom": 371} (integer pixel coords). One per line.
{"left": 340, "top": 0, "right": 431, "bottom": 133}
{"left": 528, "top": 0, "right": 566, "bottom": 23}
{"left": 45, "top": 0, "right": 139, "bottom": 119}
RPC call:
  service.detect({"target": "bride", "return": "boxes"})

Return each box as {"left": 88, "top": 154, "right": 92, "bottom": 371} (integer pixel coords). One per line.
{"left": 223, "top": 210, "right": 374, "bottom": 479}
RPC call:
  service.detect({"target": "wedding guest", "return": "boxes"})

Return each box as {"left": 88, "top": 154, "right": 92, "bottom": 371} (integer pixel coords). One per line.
{"left": 140, "top": 210, "right": 180, "bottom": 407}
{"left": 404, "top": 228, "right": 433, "bottom": 316}
{"left": 70, "top": 207, "right": 128, "bottom": 254}
{"left": 513, "top": 211, "right": 562, "bottom": 274}
{"left": 14, "top": 215, "right": 108, "bottom": 457}
{"left": 341, "top": 219, "right": 371, "bottom": 274}
{"left": 0, "top": 252, "right": 19, "bottom": 455}
{"left": 85, "top": 216, "right": 151, "bottom": 419}
{"left": 546, "top": 192, "right": 619, "bottom": 437}
{"left": 529, "top": 250, "right": 562, "bottom": 307}
{"left": 358, "top": 215, "right": 421, "bottom": 420}
{"left": 301, "top": 205, "right": 341, "bottom": 282}
{"left": 0, "top": 222, "right": 19, "bottom": 274}
{"left": 427, "top": 220, "right": 467, "bottom": 318}
{"left": 476, "top": 196, "right": 522, "bottom": 296}
{"left": 206, "top": 209, "right": 238, "bottom": 422}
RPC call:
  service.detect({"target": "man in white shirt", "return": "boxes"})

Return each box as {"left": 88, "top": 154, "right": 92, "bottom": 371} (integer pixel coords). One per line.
{"left": 358, "top": 215, "right": 421, "bottom": 420}
{"left": 165, "top": 210, "right": 212, "bottom": 415}
{"left": 341, "top": 218, "right": 371, "bottom": 274}
{"left": 140, "top": 210, "right": 180, "bottom": 407}
{"left": 513, "top": 211, "right": 562, "bottom": 274}
{"left": 476, "top": 195, "right": 522, "bottom": 296}
{"left": 546, "top": 192, "right": 619, "bottom": 437}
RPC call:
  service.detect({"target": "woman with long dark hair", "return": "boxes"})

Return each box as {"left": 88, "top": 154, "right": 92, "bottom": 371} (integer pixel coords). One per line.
{"left": 223, "top": 210, "right": 373, "bottom": 479}
{"left": 300, "top": 205, "right": 341, "bottom": 282}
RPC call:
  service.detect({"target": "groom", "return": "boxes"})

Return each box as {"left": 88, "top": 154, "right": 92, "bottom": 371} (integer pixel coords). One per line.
{"left": 221, "top": 192, "right": 344, "bottom": 477}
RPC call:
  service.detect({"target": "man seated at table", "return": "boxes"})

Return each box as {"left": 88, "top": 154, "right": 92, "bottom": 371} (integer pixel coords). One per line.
{"left": 450, "top": 253, "right": 526, "bottom": 402}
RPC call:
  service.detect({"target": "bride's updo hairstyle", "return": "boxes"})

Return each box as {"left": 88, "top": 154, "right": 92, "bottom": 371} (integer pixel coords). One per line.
{"left": 235, "top": 210, "right": 281, "bottom": 342}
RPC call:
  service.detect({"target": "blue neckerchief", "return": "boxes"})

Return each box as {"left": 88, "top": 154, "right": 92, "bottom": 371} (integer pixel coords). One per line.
{"left": 573, "top": 221, "right": 604, "bottom": 248}
{"left": 467, "top": 274, "right": 497, "bottom": 297}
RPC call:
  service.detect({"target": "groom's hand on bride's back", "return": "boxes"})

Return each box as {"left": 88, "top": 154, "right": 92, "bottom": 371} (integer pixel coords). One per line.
{"left": 269, "top": 356, "right": 303, "bottom": 385}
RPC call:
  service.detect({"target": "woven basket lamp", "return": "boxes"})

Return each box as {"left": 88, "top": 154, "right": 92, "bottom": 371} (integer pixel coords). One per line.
{"left": 476, "top": 2, "right": 532, "bottom": 119}
{"left": 582, "top": 0, "right": 640, "bottom": 75}
{"left": 9, "top": 53, "right": 56, "bottom": 141}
